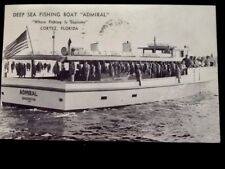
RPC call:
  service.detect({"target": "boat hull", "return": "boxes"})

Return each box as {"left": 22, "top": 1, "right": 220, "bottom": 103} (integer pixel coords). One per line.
{"left": 1, "top": 67, "right": 218, "bottom": 111}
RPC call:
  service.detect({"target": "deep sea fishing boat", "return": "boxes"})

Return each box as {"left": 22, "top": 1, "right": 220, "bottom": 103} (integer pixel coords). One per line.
{"left": 1, "top": 30, "right": 217, "bottom": 111}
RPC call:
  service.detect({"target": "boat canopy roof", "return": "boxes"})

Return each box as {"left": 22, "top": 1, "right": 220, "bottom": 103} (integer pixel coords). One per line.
{"left": 10, "top": 54, "right": 182, "bottom": 62}
{"left": 8, "top": 55, "right": 66, "bottom": 61}
{"left": 138, "top": 44, "right": 176, "bottom": 51}
{"left": 65, "top": 55, "right": 182, "bottom": 62}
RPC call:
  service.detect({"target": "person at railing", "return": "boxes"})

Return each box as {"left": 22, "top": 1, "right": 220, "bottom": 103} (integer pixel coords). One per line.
{"left": 53, "top": 61, "right": 60, "bottom": 79}
{"left": 210, "top": 55, "right": 216, "bottom": 66}
{"left": 151, "top": 62, "right": 157, "bottom": 78}
{"left": 193, "top": 56, "right": 200, "bottom": 67}
{"left": 75, "top": 63, "right": 83, "bottom": 81}
{"left": 16, "top": 62, "right": 22, "bottom": 78}
{"left": 181, "top": 61, "right": 187, "bottom": 75}
{"left": 11, "top": 61, "right": 15, "bottom": 73}
{"left": 22, "top": 63, "right": 26, "bottom": 78}
{"left": 31, "top": 61, "right": 36, "bottom": 78}
{"left": 109, "top": 62, "right": 115, "bottom": 79}
{"left": 47, "top": 64, "right": 51, "bottom": 73}
{"left": 69, "top": 62, "right": 75, "bottom": 81}
{"left": 130, "top": 62, "right": 135, "bottom": 75}
{"left": 204, "top": 56, "right": 211, "bottom": 67}
{"left": 83, "top": 61, "right": 90, "bottom": 81}
{"left": 102, "top": 61, "right": 107, "bottom": 74}
{"left": 167, "top": 63, "right": 172, "bottom": 77}
{"left": 125, "top": 62, "right": 130, "bottom": 75}
{"left": 156, "top": 62, "right": 161, "bottom": 78}
{"left": 135, "top": 64, "right": 142, "bottom": 86}
{"left": 148, "top": 62, "right": 152, "bottom": 78}
{"left": 89, "top": 63, "right": 96, "bottom": 81}
{"left": 176, "top": 64, "right": 181, "bottom": 83}
{"left": 96, "top": 61, "right": 102, "bottom": 81}
{"left": 142, "top": 62, "right": 148, "bottom": 75}
{"left": 26, "top": 62, "right": 31, "bottom": 71}
{"left": 170, "top": 62, "right": 176, "bottom": 76}
{"left": 117, "top": 62, "right": 122, "bottom": 77}
{"left": 182, "top": 55, "right": 192, "bottom": 69}
{"left": 196, "top": 57, "right": 202, "bottom": 67}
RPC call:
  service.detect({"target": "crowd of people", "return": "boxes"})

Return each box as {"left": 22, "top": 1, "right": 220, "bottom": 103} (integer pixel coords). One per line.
{"left": 52, "top": 55, "right": 216, "bottom": 83}
{"left": 52, "top": 61, "right": 179, "bottom": 82}
{"left": 3, "top": 55, "right": 216, "bottom": 82}
{"left": 181, "top": 55, "right": 216, "bottom": 68}
{"left": 5, "top": 61, "right": 52, "bottom": 78}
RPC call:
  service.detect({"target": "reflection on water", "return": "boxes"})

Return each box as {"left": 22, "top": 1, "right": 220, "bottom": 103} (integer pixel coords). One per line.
{"left": 0, "top": 89, "right": 220, "bottom": 142}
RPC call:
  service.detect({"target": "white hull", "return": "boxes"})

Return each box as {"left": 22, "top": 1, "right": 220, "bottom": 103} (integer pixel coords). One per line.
{"left": 1, "top": 67, "right": 218, "bottom": 111}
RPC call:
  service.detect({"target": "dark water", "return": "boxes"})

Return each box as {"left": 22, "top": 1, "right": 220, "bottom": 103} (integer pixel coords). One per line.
{"left": 0, "top": 86, "right": 220, "bottom": 142}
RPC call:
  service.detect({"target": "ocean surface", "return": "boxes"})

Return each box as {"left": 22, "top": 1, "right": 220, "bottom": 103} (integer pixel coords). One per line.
{"left": 0, "top": 82, "right": 220, "bottom": 143}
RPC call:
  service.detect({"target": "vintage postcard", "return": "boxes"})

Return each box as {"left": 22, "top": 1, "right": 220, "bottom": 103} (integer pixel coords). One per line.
{"left": 0, "top": 5, "right": 220, "bottom": 142}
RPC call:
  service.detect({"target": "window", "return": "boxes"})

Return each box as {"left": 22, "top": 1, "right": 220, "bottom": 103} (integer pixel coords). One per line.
{"left": 101, "top": 96, "right": 107, "bottom": 100}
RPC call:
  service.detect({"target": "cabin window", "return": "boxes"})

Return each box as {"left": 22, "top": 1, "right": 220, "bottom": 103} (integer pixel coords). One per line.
{"left": 59, "top": 98, "right": 63, "bottom": 102}
{"left": 132, "top": 94, "right": 137, "bottom": 98}
{"left": 101, "top": 96, "right": 107, "bottom": 100}
{"left": 1, "top": 92, "right": 4, "bottom": 95}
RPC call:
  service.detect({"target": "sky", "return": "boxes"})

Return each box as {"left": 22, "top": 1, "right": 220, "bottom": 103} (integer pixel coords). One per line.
{"left": 3, "top": 5, "right": 217, "bottom": 57}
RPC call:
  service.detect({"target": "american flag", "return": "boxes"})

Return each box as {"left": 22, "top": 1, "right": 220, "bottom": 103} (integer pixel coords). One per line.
{"left": 4, "top": 30, "right": 28, "bottom": 59}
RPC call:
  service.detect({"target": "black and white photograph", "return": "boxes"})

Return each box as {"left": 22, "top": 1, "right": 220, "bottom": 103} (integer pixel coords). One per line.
{"left": 0, "top": 4, "right": 220, "bottom": 142}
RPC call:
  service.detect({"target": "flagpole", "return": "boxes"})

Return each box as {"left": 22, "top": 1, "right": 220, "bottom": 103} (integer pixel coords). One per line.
{"left": 26, "top": 26, "right": 35, "bottom": 78}
{"left": 26, "top": 26, "right": 34, "bottom": 55}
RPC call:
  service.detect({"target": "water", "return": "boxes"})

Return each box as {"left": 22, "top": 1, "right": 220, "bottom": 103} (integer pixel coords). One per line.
{"left": 0, "top": 85, "right": 220, "bottom": 142}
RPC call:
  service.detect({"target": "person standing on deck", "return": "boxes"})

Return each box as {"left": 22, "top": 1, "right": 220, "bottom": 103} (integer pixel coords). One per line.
{"left": 156, "top": 62, "right": 161, "bottom": 78}
{"left": 90, "top": 63, "right": 96, "bottom": 81}
{"left": 148, "top": 62, "right": 152, "bottom": 78}
{"left": 113, "top": 62, "right": 118, "bottom": 77}
{"left": 31, "top": 60, "right": 36, "bottom": 78}
{"left": 59, "top": 63, "right": 66, "bottom": 81}
{"left": 130, "top": 62, "right": 135, "bottom": 75}
{"left": 96, "top": 61, "right": 102, "bottom": 80}
{"left": 143, "top": 62, "right": 147, "bottom": 75}
{"left": 22, "top": 63, "right": 26, "bottom": 78}
{"left": 53, "top": 61, "right": 60, "bottom": 79}
{"left": 170, "top": 62, "right": 175, "bottom": 76}
{"left": 47, "top": 64, "right": 51, "bottom": 73}
{"left": 176, "top": 64, "right": 181, "bottom": 83}
{"left": 11, "top": 61, "right": 15, "bottom": 73}
{"left": 182, "top": 55, "right": 192, "bottom": 72}
{"left": 109, "top": 62, "right": 115, "bottom": 79}
{"left": 69, "top": 62, "right": 75, "bottom": 82}
{"left": 135, "top": 64, "right": 142, "bottom": 86}
{"left": 83, "top": 61, "right": 90, "bottom": 81}
{"left": 26, "top": 62, "right": 31, "bottom": 71}
{"left": 162, "top": 63, "right": 167, "bottom": 77}
{"left": 151, "top": 62, "right": 157, "bottom": 78}
{"left": 15, "top": 63, "right": 19, "bottom": 77}
{"left": 75, "top": 63, "right": 82, "bottom": 81}
{"left": 181, "top": 61, "right": 186, "bottom": 75}
{"left": 210, "top": 54, "right": 216, "bottom": 66}
{"left": 204, "top": 56, "right": 210, "bottom": 67}
{"left": 125, "top": 62, "right": 130, "bottom": 75}
{"left": 18, "top": 63, "right": 23, "bottom": 78}
{"left": 102, "top": 61, "right": 107, "bottom": 73}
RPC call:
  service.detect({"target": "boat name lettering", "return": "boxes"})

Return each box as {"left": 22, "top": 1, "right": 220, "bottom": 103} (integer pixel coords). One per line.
{"left": 20, "top": 90, "right": 38, "bottom": 96}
